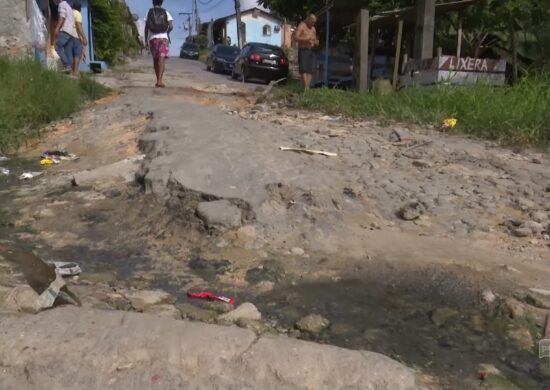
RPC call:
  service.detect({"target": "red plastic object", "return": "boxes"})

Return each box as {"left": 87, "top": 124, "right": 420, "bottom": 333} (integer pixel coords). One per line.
{"left": 187, "top": 291, "right": 235, "bottom": 305}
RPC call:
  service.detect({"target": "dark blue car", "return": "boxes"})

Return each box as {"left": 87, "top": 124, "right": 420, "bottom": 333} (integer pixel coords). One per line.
{"left": 206, "top": 45, "right": 241, "bottom": 74}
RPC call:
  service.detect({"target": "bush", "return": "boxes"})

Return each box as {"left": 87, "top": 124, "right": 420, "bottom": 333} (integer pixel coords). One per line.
{"left": 294, "top": 75, "right": 550, "bottom": 146}
{"left": 0, "top": 57, "right": 109, "bottom": 153}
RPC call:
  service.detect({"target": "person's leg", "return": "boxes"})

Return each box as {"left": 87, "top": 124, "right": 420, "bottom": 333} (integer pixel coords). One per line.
{"left": 154, "top": 58, "right": 160, "bottom": 85}
{"left": 55, "top": 32, "right": 71, "bottom": 71}
{"left": 158, "top": 56, "right": 166, "bottom": 87}
{"left": 157, "top": 39, "right": 169, "bottom": 87}
{"left": 72, "top": 39, "right": 82, "bottom": 76}
{"left": 304, "top": 73, "right": 312, "bottom": 89}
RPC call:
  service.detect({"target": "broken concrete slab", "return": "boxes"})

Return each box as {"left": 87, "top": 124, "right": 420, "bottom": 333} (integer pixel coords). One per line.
{"left": 0, "top": 307, "right": 427, "bottom": 390}
{"left": 197, "top": 200, "right": 242, "bottom": 228}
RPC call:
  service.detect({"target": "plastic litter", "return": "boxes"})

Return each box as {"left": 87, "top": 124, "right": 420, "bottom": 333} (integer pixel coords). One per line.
{"left": 20, "top": 172, "right": 43, "bottom": 180}
{"left": 47, "top": 261, "right": 82, "bottom": 277}
{"left": 0, "top": 156, "right": 9, "bottom": 162}
{"left": 30, "top": 0, "right": 47, "bottom": 51}
{"left": 187, "top": 291, "right": 235, "bottom": 305}
{"left": 279, "top": 146, "right": 338, "bottom": 157}
{"left": 36, "top": 271, "right": 65, "bottom": 309}
{"left": 40, "top": 150, "right": 78, "bottom": 161}
{"left": 40, "top": 157, "right": 59, "bottom": 165}
{"left": 441, "top": 118, "right": 458, "bottom": 130}
{"left": 0, "top": 167, "right": 9, "bottom": 175}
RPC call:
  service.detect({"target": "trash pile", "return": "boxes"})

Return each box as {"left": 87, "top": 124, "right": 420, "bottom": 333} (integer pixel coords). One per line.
{"left": 39, "top": 150, "right": 78, "bottom": 165}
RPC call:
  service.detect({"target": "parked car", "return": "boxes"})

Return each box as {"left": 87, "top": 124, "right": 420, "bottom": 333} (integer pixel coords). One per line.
{"left": 206, "top": 45, "right": 241, "bottom": 73}
{"left": 180, "top": 43, "right": 199, "bottom": 60}
{"left": 232, "top": 43, "right": 289, "bottom": 84}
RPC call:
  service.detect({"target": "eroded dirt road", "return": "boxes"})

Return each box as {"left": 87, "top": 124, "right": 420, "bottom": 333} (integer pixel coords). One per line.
{"left": 1, "top": 56, "right": 550, "bottom": 389}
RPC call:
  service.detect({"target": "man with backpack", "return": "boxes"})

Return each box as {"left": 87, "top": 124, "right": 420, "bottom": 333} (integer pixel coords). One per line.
{"left": 145, "top": 0, "right": 173, "bottom": 88}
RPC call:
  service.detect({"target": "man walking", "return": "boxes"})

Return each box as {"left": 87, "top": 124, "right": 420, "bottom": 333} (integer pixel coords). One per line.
{"left": 145, "top": 0, "right": 173, "bottom": 88}
{"left": 52, "top": 0, "right": 79, "bottom": 73}
{"left": 295, "top": 14, "right": 319, "bottom": 90}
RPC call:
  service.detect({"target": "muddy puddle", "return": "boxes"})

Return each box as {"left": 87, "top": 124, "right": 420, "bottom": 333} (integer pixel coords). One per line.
{"left": 2, "top": 156, "right": 549, "bottom": 389}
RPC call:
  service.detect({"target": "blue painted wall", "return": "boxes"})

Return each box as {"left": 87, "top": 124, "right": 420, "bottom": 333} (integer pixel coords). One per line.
{"left": 226, "top": 14, "right": 282, "bottom": 46}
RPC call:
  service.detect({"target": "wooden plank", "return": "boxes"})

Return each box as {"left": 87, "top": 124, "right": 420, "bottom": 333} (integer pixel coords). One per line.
{"left": 456, "top": 17, "right": 463, "bottom": 58}
{"left": 392, "top": 19, "right": 404, "bottom": 91}
{"left": 354, "top": 9, "right": 370, "bottom": 92}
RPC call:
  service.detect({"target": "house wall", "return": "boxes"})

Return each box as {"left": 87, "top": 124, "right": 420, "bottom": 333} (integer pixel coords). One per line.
{"left": 0, "top": 0, "right": 32, "bottom": 57}
{"left": 226, "top": 13, "right": 282, "bottom": 46}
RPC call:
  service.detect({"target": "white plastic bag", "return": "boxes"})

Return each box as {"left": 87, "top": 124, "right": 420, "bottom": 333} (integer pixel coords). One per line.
{"left": 30, "top": 0, "right": 47, "bottom": 51}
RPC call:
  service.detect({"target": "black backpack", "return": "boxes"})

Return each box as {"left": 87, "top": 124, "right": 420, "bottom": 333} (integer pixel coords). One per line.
{"left": 147, "top": 8, "right": 169, "bottom": 34}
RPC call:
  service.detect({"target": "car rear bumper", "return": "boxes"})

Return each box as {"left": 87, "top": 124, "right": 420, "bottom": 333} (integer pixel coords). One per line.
{"left": 247, "top": 64, "right": 289, "bottom": 81}
{"left": 214, "top": 60, "right": 234, "bottom": 72}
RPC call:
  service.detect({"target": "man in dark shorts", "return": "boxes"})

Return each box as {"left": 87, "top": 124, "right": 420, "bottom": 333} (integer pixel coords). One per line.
{"left": 145, "top": 0, "right": 173, "bottom": 88}
{"left": 295, "top": 14, "right": 319, "bottom": 90}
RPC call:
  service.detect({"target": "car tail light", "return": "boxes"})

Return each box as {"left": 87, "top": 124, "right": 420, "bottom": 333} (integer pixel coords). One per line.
{"left": 280, "top": 57, "right": 289, "bottom": 66}
{"left": 249, "top": 53, "right": 261, "bottom": 62}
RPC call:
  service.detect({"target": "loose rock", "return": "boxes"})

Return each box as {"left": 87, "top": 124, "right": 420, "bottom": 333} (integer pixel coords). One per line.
{"left": 512, "top": 227, "right": 532, "bottom": 238}
{"left": 177, "top": 303, "right": 218, "bottom": 323}
{"left": 1, "top": 285, "right": 41, "bottom": 313}
{"left": 507, "top": 327, "right": 534, "bottom": 352}
{"left": 291, "top": 247, "right": 305, "bottom": 256}
{"left": 503, "top": 297, "right": 525, "bottom": 318}
{"left": 477, "top": 363, "right": 501, "bottom": 379}
{"left": 481, "top": 289, "right": 497, "bottom": 305}
{"left": 412, "top": 159, "right": 433, "bottom": 169}
{"left": 236, "top": 318, "right": 272, "bottom": 334}
{"left": 124, "top": 289, "right": 175, "bottom": 311}
{"left": 296, "top": 314, "right": 330, "bottom": 334}
{"left": 399, "top": 202, "right": 426, "bottom": 221}
{"left": 520, "top": 221, "right": 544, "bottom": 234}
{"left": 219, "top": 302, "right": 261, "bottom": 323}
{"left": 429, "top": 307, "right": 458, "bottom": 327}
{"left": 531, "top": 211, "right": 548, "bottom": 224}
{"left": 203, "top": 300, "right": 233, "bottom": 314}
{"left": 145, "top": 304, "right": 182, "bottom": 319}
{"left": 197, "top": 200, "right": 242, "bottom": 228}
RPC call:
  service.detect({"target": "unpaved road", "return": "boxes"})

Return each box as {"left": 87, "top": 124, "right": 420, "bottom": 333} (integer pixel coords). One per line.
{"left": 1, "top": 56, "right": 550, "bottom": 389}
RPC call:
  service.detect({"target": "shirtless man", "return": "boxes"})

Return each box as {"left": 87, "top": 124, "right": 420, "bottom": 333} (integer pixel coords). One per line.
{"left": 295, "top": 14, "right": 319, "bottom": 90}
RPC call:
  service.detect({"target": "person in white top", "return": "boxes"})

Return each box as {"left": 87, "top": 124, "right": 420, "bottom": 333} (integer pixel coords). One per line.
{"left": 145, "top": 0, "right": 173, "bottom": 88}
{"left": 52, "top": 0, "right": 79, "bottom": 72}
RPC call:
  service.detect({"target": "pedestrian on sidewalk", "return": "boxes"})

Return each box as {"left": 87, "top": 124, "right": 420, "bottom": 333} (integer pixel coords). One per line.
{"left": 72, "top": 0, "right": 87, "bottom": 76}
{"left": 52, "top": 0, "right": 79, "bottom": 73}
{"left": 295, "top": 14, "right": 319, "bottom": 90}
{"left": 145, "top": 0, "right": 173, "bottom": 88}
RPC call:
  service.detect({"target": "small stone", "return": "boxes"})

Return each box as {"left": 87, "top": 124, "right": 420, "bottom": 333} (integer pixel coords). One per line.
{"left": 236, "top": 225, "right": 257, "bottom": 242}
{"left": 196, "top": 200, "right": 242, "bottom": 228}
{"left": 412, "top": 159, "right": 433, "bottom": 168}
{"left": 414, "top": 215, "right": 432, "bottom": 227}
{"left": 291, "top": 247, "right": 305, "bottom": 256}
{"left": 531, "top": 157, "right": 543, "bottom": 164}
{"left": 520, "top": 221, "right": 544, "bottom": 234}
{"left": 218, "top": 302, "right": 261, "bottom": 323}
{"left": 144, "top": 304, "right": 181, "bottom": 319}
{"left": 504, "top": 297, "right": 525, "bottom": 318}
{"left": 124, "top": 289, "right": 175, "bottom": 311}
{"left": 295, "top": 314, "right": 330, "bottom": 334}
{"left": 507, "top": 327, "right": 534, "bottom": 352}
{"left": 2, "top": 286, "right": 41, "bottom": 313}
{"left": 477, "top": 363, "right": 501, "bottom": 379}
{"left": 429, "top": 307, "right": 458, "bottom": 327}
{"left": 481, "top": 289, "right": 497, "bottom": 305}
{"left": 515, "top": 197, "right": 535, "bottom": 211}
{"left": 177, "top": 303, "right": 218, "bottom": 323}
{"left": 39, "top": 208, "right": 55, "bottom": 218}
{"left": 399, "top": 201, "right": 426, "bottom": 221}
{"left": 236, "top": 318, "right": 271, "bottom": 334}
{"left": 531, "top": 211, "right": 548, "bottom": 223}
{"left": 203, "top": 301, "right": 233, "bottom": 314}
{"left": 512, "top": 227, "right": 532, "bottom": 238}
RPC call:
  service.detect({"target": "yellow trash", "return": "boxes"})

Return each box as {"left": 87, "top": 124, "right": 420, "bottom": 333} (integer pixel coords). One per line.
{"left": 40, "top": 158, "right": 54, "bottom": 166}
{"left": 442, "top": 118, "right": 458, "bottom": 130}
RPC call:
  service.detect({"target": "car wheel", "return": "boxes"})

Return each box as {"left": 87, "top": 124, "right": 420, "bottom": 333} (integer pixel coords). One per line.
{"left": 206, "top": 63, "right": 211, "bottom": 71}
{"left": 240, "top": 66, "right": 248, "bottom": 83}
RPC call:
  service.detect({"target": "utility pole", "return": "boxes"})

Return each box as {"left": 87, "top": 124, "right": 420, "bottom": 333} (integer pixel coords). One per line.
{"left": 414, "top": 0, "right": 436, "bottom": 60}
{"left": 194, "top": 0, "right": 200, "bottom": 35}
{"left": 234, "top": 0, "right": 243, "bottom": 48}
{"left": 179, "top": 12, "right": 192, "bottom": 41}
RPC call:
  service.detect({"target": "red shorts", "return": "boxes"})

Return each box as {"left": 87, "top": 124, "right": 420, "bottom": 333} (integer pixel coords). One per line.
{"left": 149, "top": 38, "right": 169, "bottom": 59}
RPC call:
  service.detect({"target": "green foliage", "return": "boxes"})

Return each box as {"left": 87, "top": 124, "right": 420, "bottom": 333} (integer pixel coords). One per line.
{"left": 195, "top": 34, "right": 209, "bottom": 50}
{"left": 288, "top": 74, "right": 550, "bottom": 146}
{"left": 0, "top": 57, "right": 109, "bottom": 153}
{"left": 90, "top": 0, "right": 140, "bottom": 64}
